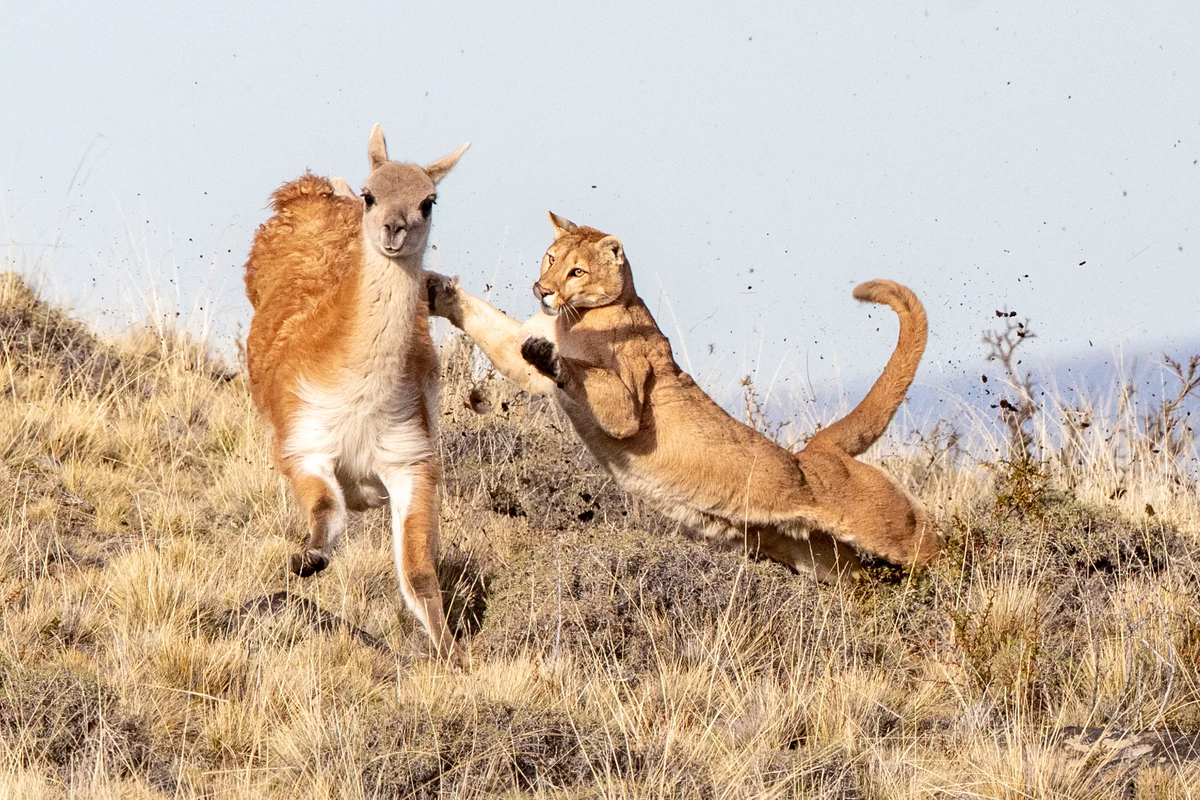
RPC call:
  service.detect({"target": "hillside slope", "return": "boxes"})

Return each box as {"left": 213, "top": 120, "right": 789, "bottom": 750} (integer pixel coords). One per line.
{"left": 2, "top": 272, "right": 1199, "bottom": 798}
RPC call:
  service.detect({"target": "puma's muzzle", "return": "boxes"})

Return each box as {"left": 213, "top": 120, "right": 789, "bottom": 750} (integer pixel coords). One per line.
{"left": 533, "top": 282, "right": 560, "bottom": 315}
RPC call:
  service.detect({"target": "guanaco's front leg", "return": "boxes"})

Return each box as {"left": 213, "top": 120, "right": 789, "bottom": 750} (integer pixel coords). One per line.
{"left": 283, "top": 455, "right": 346, "bottom": 577}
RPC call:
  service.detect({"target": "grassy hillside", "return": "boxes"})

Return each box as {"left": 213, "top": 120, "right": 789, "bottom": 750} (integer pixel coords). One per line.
{"left": 2, "top": 271, "right": 1199, "bottom": 798}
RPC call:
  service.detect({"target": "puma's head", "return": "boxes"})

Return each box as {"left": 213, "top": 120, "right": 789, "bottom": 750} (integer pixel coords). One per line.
{"left": 532, "top": 212, "right": 633, "bottom": 316}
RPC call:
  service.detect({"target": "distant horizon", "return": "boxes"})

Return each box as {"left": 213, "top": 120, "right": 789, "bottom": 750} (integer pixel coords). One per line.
{"left": 5, "top": 258, "right": 1198, "bottom": 425}
{"left": 761, "top": 330, "right": 1200, "bottom": 421}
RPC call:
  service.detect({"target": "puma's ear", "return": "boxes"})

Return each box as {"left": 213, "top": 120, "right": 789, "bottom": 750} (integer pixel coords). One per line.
{"left": 597, "top": 235, "right": 624, "bottom": 265}
{"left": 426, "top": 142, "right": 470, "bottom": 184}
{"left": 548, "top": 211, "right": 578, "bottom": 238}
{"left": 368, "top": 124, "right": 389, "bottom": 171}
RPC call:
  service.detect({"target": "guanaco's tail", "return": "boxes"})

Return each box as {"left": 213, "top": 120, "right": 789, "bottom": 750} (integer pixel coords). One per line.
{"left": 807, "top": 280, "right": 927, "bottom": 457}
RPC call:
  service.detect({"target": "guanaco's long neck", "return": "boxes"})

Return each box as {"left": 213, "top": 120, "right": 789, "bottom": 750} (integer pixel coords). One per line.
{"left": 353, "top": 241, "right": 422, "bottom": 381}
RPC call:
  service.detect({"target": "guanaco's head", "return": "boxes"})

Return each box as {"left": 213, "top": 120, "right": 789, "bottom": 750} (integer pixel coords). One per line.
{"left": 360, "top": 125, "right": 468, "bottom": 260}
{"left": 532, "top": 212, "right": 632, "bottom": 317}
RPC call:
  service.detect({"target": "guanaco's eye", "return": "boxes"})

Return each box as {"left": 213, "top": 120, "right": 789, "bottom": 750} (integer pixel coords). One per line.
{"left": 570, "top": 268, "right": 585, "bottom": 278}
{"left": 419, "top": 195, "right": 436, "bottom": 218}
{"left": 362, "top": 190, "right": 375, "bottom": 208}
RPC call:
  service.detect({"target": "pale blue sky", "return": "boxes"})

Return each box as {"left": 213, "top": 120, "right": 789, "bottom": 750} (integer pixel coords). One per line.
{"left": 2, "top": 1, "right": 1198, "bottom": 401}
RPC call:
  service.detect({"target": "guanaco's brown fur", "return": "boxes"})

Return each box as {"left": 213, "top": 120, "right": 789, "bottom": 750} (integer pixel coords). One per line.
{"left": 245, "top": 126, "right": 469, "bottom": 665}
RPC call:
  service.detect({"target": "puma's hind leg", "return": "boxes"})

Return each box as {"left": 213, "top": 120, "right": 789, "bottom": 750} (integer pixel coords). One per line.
{"left": 750, "top": 526, "right": 864, "bottom": 584}
{"left": 286, "top": 456, "right": 347, "bottom": 577}
{"left": 382, "top": 460, "right": 466, "bottom": 668}
{"left": 795, "top": 446, "right": 939, "bottom": 566}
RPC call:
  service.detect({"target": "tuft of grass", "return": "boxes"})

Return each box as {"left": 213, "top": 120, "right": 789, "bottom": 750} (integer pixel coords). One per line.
{"left": 2, "top": 271, "right": 1199, "bottom": 798}
{"left": 987, "top": 455, "right": 1053, "bottom": 518}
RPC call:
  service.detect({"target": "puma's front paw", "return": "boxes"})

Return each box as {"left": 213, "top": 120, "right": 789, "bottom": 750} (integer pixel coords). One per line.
{"left": 521, "top": 336, "right": 561, "bottom": 381}
{"left": 424, "top": 271, "right": 463, "bottom": 325}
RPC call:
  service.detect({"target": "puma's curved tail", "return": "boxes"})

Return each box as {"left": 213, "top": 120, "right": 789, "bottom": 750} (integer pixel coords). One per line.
{"left": 807, "top": 280, "right": 927, "bottom": 457}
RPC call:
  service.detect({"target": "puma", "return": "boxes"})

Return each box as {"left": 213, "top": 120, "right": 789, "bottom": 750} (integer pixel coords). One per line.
{"left": 426, "top": 213, "right": 937, "bottom": 581}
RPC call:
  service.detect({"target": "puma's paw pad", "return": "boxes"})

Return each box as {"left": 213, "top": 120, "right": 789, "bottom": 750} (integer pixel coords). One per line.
{"left": 289, "top": 549, "right": 330, "bottom": 577}
{"left": 424, "top": 272, "right": 460, "bottom": 317}
{"left": 520, "top": 336, "right": 561, "bottom": 379}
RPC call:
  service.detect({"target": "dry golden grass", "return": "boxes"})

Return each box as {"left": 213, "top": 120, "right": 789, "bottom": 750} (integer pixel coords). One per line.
{"left": 2, "top": 271, "right": 1199, "bottom": 798}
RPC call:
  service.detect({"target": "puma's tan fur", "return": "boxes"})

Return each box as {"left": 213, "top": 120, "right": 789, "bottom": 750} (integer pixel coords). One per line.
{"left": 427, "top": 214, "right": 937, "bottom": 581}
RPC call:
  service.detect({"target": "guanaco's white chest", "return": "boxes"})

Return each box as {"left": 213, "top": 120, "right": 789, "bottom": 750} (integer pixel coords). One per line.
{"left": 286, "top": 371, "right": 434, "bottom": 489}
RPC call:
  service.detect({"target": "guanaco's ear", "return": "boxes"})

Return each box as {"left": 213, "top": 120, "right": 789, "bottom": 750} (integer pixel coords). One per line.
{"left": 596, "top": 235, "right": 624, "bottom": 265}
{"left": 368, "top": 124, "right": 389, "bottom": 171}
{"left": 548, "top": 211, "right": 578, "bottom": 238}
{"left": 329, "top": 177, "right": 357, "bottom": 199}
{"left": 426, "top": 143, "right": 470, "bottom": 184}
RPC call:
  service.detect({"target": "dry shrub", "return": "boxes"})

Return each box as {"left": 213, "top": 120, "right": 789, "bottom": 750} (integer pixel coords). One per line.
{"left": 361, "top": 699, "right": 647, "bottom": 797}
{"left": 0, "top": 661, "right": 167, "bottom": 788}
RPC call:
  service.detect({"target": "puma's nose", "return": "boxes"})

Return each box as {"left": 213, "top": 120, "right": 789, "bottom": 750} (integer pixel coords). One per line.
{"left": 532, "top": 282, "right": 548, "bottom": 299}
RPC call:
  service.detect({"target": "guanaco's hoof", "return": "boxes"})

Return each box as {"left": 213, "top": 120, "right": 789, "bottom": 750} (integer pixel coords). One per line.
{"left": 289, "top": 550, "right": 329, "bottom": 577}
{"left": 445, "top": 642, "right": 471, "bottom": 672}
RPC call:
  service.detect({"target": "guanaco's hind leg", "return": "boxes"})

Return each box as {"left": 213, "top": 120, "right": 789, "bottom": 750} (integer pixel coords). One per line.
{"left": 382, "top": 461, "right": 465, "bottom": 667}
{"left": 287, "top": 457, "right": 347, "bottom": 577}
{"left": 750, "top": 527, "right": 864, "bottom": 584}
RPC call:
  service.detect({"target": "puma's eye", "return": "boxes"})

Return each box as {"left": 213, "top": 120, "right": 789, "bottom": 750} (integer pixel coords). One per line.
{"left": 362, "top": 190, "right": 375, "bottom": 208}
{"left": 570, "top": 268, "right": 585, "bottom": 278}
{"left": 546, "top": 253, "right": 555, "bottom": 266}
{"left": 419, "top": 195, "right": 436, "bottom": 218}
